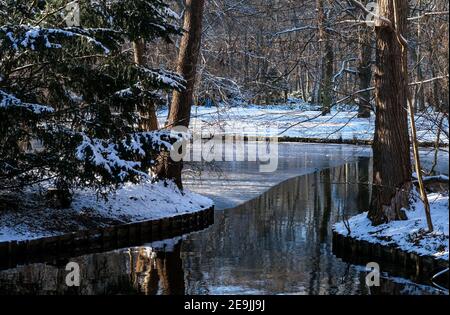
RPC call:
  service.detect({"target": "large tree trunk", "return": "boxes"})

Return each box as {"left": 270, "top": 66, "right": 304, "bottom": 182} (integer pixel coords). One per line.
{"left": 368, "top": 0, "right": 412, "bottom": 225}
{"left": 166, "top": 0, "right": 205, "bottom": 128}
{"left": 133, "top": 39, "right": 159, "bottom": 131}
{"left": 154, "top": 0, "right": 205, "bottom": 189}
{"left": 357, "top": 14, "right": 373, "bottom": 118}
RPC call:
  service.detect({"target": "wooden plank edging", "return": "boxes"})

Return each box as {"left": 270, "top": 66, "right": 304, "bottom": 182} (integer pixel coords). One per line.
{"left": 332, "top": 230, "right": 449, "bottom": 283}
{"left": 0, "top": 206, "right": 214, "bottom": 270}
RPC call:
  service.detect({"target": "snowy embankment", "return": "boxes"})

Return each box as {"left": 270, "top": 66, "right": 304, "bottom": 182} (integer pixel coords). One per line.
{"left": 0, "top": 181, "right": 213, "bottom": 242}
{"left": 158, "top": 104, "right": 449, "bottom": 145}
{"left": 333, "top": 192, "right": 449, "bottom": 261}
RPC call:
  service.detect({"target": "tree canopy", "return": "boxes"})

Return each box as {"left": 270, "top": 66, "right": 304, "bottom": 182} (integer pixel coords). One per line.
{"left": 0, "top": 0, "right": 185, "bottom": 194}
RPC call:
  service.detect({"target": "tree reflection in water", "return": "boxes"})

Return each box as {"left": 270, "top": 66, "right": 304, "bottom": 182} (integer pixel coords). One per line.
{"left": 0, "top": 158, "right": 443, "bottom": 295}
{"left": 0, "top": 241, "right": 185, "bottom": 295}
{"left": 131, "top": 243, "right": 185, "bottom": 295}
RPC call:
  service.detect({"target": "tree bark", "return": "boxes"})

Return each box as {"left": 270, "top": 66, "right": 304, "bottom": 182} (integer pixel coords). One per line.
{"left": 166, "top": 0, "right": 205, "bottom": 128}
{"left": 317, "top": 0, "right": 334, "bottom": 115}
{"left": 412, "top": 2, "right": 425, "bottom": 113}
{"left": 133, "top": 39, "right": 159, "bottom": 131}
{"left": 368, "top": 0, "right": 412, "bottom": 225}
{"left": 357, "top": 14, "right": 373, "bottom": 118}
{"left": 154, "top": 0, "right": 205, "bottom": 189}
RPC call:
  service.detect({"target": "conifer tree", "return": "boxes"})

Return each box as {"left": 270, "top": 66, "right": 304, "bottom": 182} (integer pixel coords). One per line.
{"left": 0, "top": 0, "right": 185, "bottom": 200}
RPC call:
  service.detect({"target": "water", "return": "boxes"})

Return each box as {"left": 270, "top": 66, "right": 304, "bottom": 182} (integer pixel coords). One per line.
{"left": 0, "top": 150, "right": 445, "bottom": 295}
{"left": 184, "top": 142, "right": 373, "bottom": 209}
{"left": 184, "top": 142, "right": 448, "bottom": 209}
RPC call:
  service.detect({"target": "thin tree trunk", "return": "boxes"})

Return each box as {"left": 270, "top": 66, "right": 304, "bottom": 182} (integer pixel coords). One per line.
{"left": 412, "top": 50, "right": 425, "bottom": 112}
{"left": 412, "top": 4, "right": 425, "bottom": 113}
{"left": 154, "top": 0, "right": 205, "bottom": 189}
{"left": 300, "top": 69, "right": 307, "bottom": 101}
{"left": 317, "top": 0, "right": 333, "bottom": 115}
{"left": 398, "top": 5, "right": 434, "bottom": 232}
{"left": 407, "top": 94, "right": 434, "bottom": 231}
{"left": 357, "top": 14, "right": 372, "bottom": 118}
{"left": 368, "top": 0, "right": 412, "bottom": 225}
{"left": 306, "top": 70, "right": 312, "bottom": 103}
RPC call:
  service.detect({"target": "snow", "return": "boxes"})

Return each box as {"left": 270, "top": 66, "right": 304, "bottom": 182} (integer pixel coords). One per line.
{"left": 161, "top": 7, "right": 181, "bottom": 20}
{"left": 76, "top": 133, "right": 145, "bottom": 179}
{"left": 5, "top": 31, "right": 18, "bottom": 50}
{"left": 20, "top": 27, "right": 61, "bottom": 49}
{"left": 139, "top": 67, "right": 185, "bottom": 90}
{"left": 413, "top": 174, "right": 449, "bottom": 182}
{"left": 0, "top": 89, "right": 54, "bottom": 114}
{"left": 1, "top": 25, "right": 113, "bottom": 54}
{"left": 114, "top": 87, "right": 133, "bottom": 98}
{"left": 72, "top": 180, "right": 212, "bottom": 222}
{"left": 0, "top": 180, "right": 213, "bottom": 242}
{"left": 75, "top": 130, "right": 187, "bottom": 180}
{"left": 142, "top": 235, "right": 185, "bottom": 252}
{"left": 333, "top": 191, "right": 449, "bottom": 261}
{"left": 158, "top": 103, "right": 449, "bottom": 145}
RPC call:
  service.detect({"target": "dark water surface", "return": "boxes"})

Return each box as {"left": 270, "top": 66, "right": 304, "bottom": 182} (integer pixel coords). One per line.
{"left": 0, "top": 157, "right": 444, "bottom": 295}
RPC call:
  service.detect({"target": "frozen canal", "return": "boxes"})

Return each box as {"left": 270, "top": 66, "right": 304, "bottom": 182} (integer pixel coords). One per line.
{"left": 0, "top": 143, "right": 447, "bottom": 295}
{"left": 184, "top": 142, "right": 448, "bottom": 209}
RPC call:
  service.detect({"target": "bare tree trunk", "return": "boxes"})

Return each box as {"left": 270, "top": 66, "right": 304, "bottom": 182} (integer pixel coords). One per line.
{"left": 317, "top": 0, "right": 333, "bottom": 115}
{"left": 300, "top": 69, "right": 307, "bottom": 101}
{"left": 306, "top": 70, "right": 313, "bottom": 103}
{"left": 412, "top": 49, "right": 425, "bottom": 112}
{"left": 133, "top": 39, "right": 159, "bottom": 131}
{"left": 357, "top": 17, "right": 372, "bottom": 118}
{"left": 368, "top": 0, "right": 412, "bottom": 225}
{"left": 399, "top": 6, "right": 434, "bottom": 232}
{"left": 412, "top": 3, "right": 425, "bottom": 113}
{"left": 167, "top": 0, "right": 204, "bottom": 128}
{"left": 154, "top": 0, "right": 205, "bottom": 189}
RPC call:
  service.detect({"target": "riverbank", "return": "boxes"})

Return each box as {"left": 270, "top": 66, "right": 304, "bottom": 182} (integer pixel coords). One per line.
{"left": 0, "top": 180, "right": 213, "bottom": 243}
{"left": 0, "top": 157, "right": 445, "bottom": 294}
{"left": 333, "top": 191, "right": 449, "bottom": 263}
{"left": 160, "top": 104, "right": 449, "bottom": 146}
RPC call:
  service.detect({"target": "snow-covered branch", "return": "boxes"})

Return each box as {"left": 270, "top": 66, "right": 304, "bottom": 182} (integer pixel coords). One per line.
{"left": 138, "top": 66, "right": 186, "bottom": 91}
{"left": 75, "top": 130, "right": 189, "bottom": 181}
{"left": 0, "top": 25, "right": 117, "bottom": 54}
{"left": 0, "top": 90, "right": 54, "bottom": 114}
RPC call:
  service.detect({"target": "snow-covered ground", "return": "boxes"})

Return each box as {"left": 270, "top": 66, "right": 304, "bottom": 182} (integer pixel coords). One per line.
{"left": 333, "top": 191, "right": 449, "bottom": 261}
{"left": 158, "top": 104, "right": 449, "bottom": 144}
{"left": 2, "top": 102, "right": 447, "bottom": 243}
{"left": 71, "top": 181, "right": 212, "bottom": 222}
{"left": 0, "top": 180, "right": 213, "bottom": 242}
